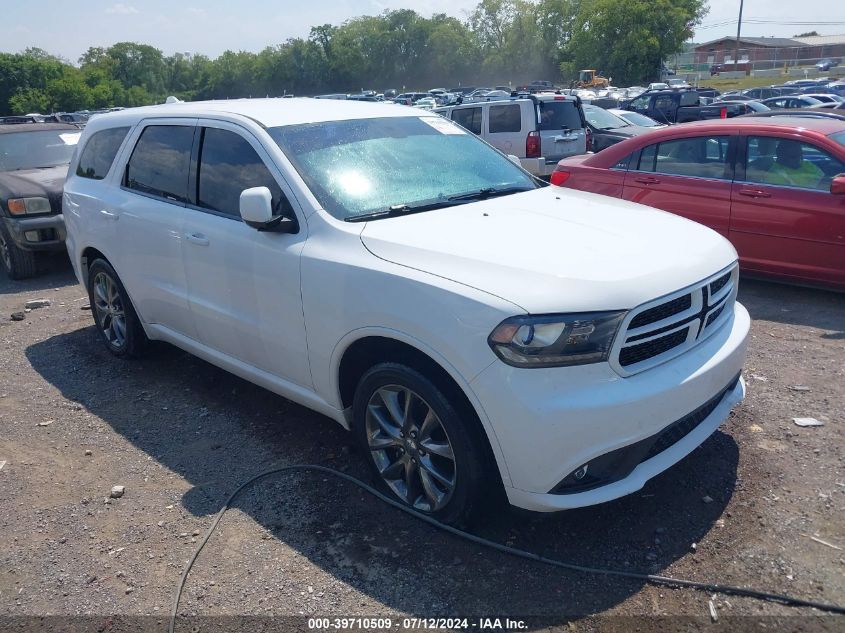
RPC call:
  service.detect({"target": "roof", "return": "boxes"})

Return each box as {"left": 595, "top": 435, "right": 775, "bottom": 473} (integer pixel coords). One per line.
{"left": 793, "top": 34, "right": 845, "bottom": 46}
{"left": 89, "top": 98, "right": 433, "bottom": 130}
{"left": 696, "top": 36, "right": 803, "bottom": 49}
{"left": 0, "top": 122, "right": 80, "bottom": 134}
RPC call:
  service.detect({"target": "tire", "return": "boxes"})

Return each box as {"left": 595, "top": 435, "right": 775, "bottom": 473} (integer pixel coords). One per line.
{"left": 0, "top": 224, "right": 37, "bottom": 280}
{"left": 352, "top": 362, "right": 490, "bottom": 526}
{"left": 87, "top": 258, "right": 148, "bottom": 358}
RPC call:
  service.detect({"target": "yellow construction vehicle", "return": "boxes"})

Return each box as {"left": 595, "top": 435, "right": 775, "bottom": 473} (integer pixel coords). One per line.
{"left": 575, "top": 69, "right": 609, "bottom": 89}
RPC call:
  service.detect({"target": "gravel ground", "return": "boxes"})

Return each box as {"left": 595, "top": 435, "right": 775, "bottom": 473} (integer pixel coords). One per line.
{"left": 0, "top": 255, "right": 843, "bottom": 632}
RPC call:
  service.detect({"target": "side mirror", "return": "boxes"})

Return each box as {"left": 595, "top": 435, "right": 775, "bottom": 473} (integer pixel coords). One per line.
{"left": 507, "top": 154, "right": 521, "bottom": 167}
{"left": 832, "top": 174, "right": 845, "bottom": 195}
{"left": 239, "top": 186, "right": 298, "bottom": 233}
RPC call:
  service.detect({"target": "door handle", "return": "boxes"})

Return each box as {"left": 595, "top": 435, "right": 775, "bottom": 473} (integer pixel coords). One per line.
{"left": 99, "top": 209, "right": 119, "bottom": 221}
{"left": 635, "top": 176, "right": 661, "bottom": 185}
{"left": 185, "top": 232, "right": 210, "bottom": 246}
{"left": 738, "top": 188, "right": 771, "bottom": 198}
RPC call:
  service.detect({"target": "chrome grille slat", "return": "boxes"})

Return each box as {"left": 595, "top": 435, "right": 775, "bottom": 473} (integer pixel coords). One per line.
{"left": 610, "top": 264, "right": 738, "bottom": 376}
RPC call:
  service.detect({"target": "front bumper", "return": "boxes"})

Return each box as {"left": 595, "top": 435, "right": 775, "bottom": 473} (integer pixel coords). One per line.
{"left": 1, "top": 214, "right": 66, "bottom": 252}
{"left": 469, "top": 302, "right": 750, "bottom": 512}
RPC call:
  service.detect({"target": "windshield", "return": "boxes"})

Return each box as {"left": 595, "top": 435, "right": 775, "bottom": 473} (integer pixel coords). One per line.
{"left": 0, "top": 129, "right": 80, "bottom": 171}
{"left": 617, "top": 111, "right": 660, "bottom": 127}
{"left": 583, "top": 106, "right": 630, "bottom": 130}
{"left": 831, "top": 131, "right": 845, "bottom": 149}
{"left": 269, "top": 116, "right": 537, "bottom": 221}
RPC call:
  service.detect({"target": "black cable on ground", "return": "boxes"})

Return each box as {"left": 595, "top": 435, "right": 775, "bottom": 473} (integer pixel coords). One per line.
{"left": 169, "top": 464, "right": 845, "bottom": 633}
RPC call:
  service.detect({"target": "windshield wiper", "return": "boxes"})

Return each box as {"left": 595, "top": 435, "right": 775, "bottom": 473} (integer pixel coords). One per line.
{"left": 447, "top": 186, "right": 532, "bottom": 202}
{"left": 345, "top": 200, "right": 457, "bottom": 223}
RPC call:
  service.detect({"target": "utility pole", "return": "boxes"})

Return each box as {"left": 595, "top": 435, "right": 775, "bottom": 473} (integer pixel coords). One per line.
{"left": 733, "top": 0, "right": 744, "bottom": 71}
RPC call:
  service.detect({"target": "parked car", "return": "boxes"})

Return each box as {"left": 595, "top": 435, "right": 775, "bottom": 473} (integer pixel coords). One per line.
{"left": 551, "top": 117, "right": 845, "bottom": 289}
{"left": 0, "top": 122, "right": 81, "bottom": 279}
{"left": 811, "top": 101, "right": 845, "bottom": 111}
{"left": 801, "top": 94, "right": 845, "bottom": 104}
{"left": 760, "top": 95, "right": 824, "bottom": 110}
{"left": 739, "top": 87, "right": 782, "bottom": 100}
{"left": 623, "top": 90, "right": 752, "bottom": 124}
{"left": 63, "top": 98, "right": 749, "bottom": 523}
{"left": 816, "top": 58, "right": 841, "bottom": 72}
{"left": 434, "top": 94, "right": 588, "bottom": 177}
{"left": 582, "top": 104, "right": 655, "bottom": 152}
{"left": 667, "top": 78, "right": 690, "bottom": 89}
{"left": 608, "top": 109, "right": 667, "bottom": 128}
{"left": 413, "top": 97, "right": 438, "bottom": 110}
{"left": 713, "top": 100, "right": 771, "bottom": 115}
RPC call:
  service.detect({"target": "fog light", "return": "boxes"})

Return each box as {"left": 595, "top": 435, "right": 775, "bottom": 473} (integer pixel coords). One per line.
{"left": 24, "top": 231, "right": 40, "bottom": 242}
{"left": 573, "top": 464, "right": 589, "bottom": 480}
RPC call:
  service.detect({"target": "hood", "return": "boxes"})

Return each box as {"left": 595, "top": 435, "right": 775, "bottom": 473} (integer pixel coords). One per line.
{"left": 0, "top": 165, "right": 68, "bottom": 214}
{"left": 360, "top": 187, "right": 737, "bottom": 313}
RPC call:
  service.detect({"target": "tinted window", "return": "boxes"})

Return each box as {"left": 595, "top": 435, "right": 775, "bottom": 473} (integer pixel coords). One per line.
{"left": 125, "top": 125, "right": 194, "bottom": 202}
{"left": 197, "top": 127, "right": 288, "bottom": 218}
{"left": 640, "top": 136, "right": 731, "bottom": 180}
{"left": 654, "top": 96, "right": 675, "bottom": 111}
{"left": 76, "top": 127, "right": 129, "bottom": 180}
{"left": 538, "top": 101, "right": 582, "bottom": 130}
{"left": 488, "top": 104, "right": 521, "bottom": 133}
{"left": 451, "top": 107, "right": 482, "bottom": 135}
{"left": 745, "top": 137, "right": 845, "bottom": 191}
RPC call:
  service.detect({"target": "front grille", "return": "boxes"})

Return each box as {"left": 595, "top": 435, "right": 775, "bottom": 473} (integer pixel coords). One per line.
{"left": 629, "top": 294, "right": 691, "bottom": 329}
{"left": 619, "top": 330, "right": 687, "bottom": 367}
{"left": 611, "top": 265, "right": 738, "bottom": 376}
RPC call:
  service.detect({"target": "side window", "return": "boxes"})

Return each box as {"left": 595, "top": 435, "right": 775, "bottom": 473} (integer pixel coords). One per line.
{"left": 654, "top": 96, "right": 675, "bottom": 111}
{"left": 451, "top": 107, "right": 482, "bottom": 135}
{"left": 745, "top": 136, "right": 845, "bottom": 191}
{"left": 630, "top": 96, "right": 649, "bottom": 110}
{"left": 125, "top": 125, "right": 194, "bottom": 202}
{"left": 488, "top": 104, "right": 521, "bottom": 133}
{"left": 76, "top": 127, "right": 130, "bottom": 180}
{"left": 651, "top": 136, "right": 731, "bottom": 179}
{"left": 197, "top": 127, "right": 290, "bottom": 218}
{"left": 637, "top": 144, "right": 657, "bottom": 171}
{"left": 612, "top": 153, "right": 633, "bottom": 170}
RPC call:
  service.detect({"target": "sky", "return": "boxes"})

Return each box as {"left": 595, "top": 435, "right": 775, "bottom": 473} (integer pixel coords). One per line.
{"left": 1, "top": 0, "right": 840, "bottom": 63}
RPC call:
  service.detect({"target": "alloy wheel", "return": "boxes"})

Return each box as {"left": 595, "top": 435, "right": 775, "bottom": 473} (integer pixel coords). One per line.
{"left": 92, "top": 272, "right": 127, "bottom": 349}
{"left": 365, "top": 385, "right": 457, "bottom": 512}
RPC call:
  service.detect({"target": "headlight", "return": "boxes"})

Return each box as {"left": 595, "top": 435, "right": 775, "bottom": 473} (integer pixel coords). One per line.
{"left": 7, "top": 197, "right": 52, "bottom": 216}
{"left": 488, "top": 311, "right": 626, "bottom": 368}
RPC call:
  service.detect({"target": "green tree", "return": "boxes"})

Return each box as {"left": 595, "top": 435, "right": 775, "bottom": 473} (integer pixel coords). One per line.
{"left": 564, "top": 0, "right": 707, "bottom": 85}
{"left": 9, "top": 88, "right": 50, "bottom": 114}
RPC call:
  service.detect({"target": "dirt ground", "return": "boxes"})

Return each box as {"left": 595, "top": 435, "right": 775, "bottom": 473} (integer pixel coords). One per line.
{"left": 0, "top": 254, "right": 843, "bottom": 632}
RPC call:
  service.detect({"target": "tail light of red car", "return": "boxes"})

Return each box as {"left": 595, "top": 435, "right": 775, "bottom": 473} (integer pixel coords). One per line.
{"left": 550, "top": 167, "right": 571, "bottom": 187}
{"left": 526, "top": 131, "right": 541, "bottom": 158}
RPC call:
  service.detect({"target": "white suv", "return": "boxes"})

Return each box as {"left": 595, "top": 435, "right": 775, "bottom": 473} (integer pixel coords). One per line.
{"left": 64, "top": 99, "right": 749, "bottom": 524}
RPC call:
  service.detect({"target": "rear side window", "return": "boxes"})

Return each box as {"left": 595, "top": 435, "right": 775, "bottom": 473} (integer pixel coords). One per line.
{"left": 489, "top": 104, "right": 521, "bottom": 133}
{"left": 538, "top": 101, "right": 582, "bottom": 131}
{"left": 125, "top": 125, "right": 194, "bottom": 202}
{"left": 639, "top": 136, "right": 731, "bottom": 180}
{"left": 451, "top": 107, "right": 482, "bottom": 135}
{"left": 76, "top": 127, "right": 130, "bottom": 180}
{"left": 196, "top": 127, "right": 289, "bottom": 218}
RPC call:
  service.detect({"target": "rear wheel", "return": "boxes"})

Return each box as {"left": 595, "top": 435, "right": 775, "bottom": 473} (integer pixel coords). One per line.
{"left": 0, "top": 225, "right": 37, "bottom": 280}
{"left": 87, "top": 259, "right": 148, "bottom": 357}
{"left": 353, "top": 362, "right": 490, "bottom": 526}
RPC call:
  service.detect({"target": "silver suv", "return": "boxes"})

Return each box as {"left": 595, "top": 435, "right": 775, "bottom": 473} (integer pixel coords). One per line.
{"left": 434, "top": 94, "right": 588, "bottom": 177}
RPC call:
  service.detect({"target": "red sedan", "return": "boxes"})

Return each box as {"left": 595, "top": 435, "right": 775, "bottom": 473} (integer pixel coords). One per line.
{"left": 551, "top": 117, "right": 845, "bottom": 289}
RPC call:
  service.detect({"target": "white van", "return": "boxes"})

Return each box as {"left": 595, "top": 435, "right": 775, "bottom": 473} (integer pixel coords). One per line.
{"left": 434, "top": 94, "right": 588, "bottom": 177}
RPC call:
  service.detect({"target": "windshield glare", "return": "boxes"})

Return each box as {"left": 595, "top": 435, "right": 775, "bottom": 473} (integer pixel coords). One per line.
{"left": 584, "top": 106, "right": 629, "bottom": 130}
{"left": 269, "top": 116, "right": 536, "bottom": 220}
{"left": 0, "top": 129, "right": 80, "bottom": 171}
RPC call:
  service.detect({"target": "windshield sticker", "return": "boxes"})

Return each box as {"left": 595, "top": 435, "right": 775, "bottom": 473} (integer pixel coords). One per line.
{"left": 421, "top": 117, "right": 466, "bottom": 135}
{"left": 59, "top": 133, "right": 81, "bottom": 145}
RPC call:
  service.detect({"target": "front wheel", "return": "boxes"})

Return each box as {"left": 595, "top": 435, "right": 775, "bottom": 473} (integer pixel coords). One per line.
{"left": 353, "top": 362, "right": 490, "bottom": 526}
{"left": 0, "top": 224, "right": 37, "bottom": 280}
